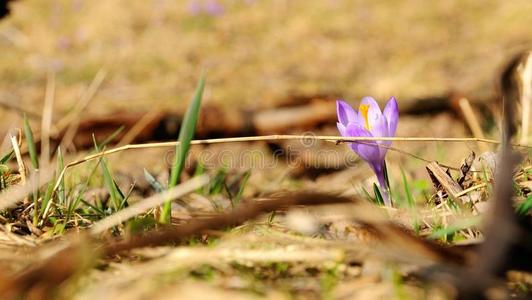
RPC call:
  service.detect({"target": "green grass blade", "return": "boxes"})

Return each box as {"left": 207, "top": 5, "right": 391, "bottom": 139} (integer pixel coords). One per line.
{"left": 400, "top": 168, "right": 415, "bottom": 208}
{"left": 233, "top": 170, "right": 251, "bottom": 207}
{"left": 169, "top": 75, "right": 206, "bottom": 187}
{"left": 360, "top": 186, "right": 375, "bottom": 203}
{"left": 80, "top": 198, "right": 107, "bottom": 218}
{"left": 400, "top": 168, "right": 421, "bottom": 233}
{"left": 429, "top": 217, "right": 480, "bottom": 240}
{"left": 160, "top": 75, "right": 206, "bottom": 223}
{"left": 383, "top": 160, "right": 391, "bottom": 191}
{"left": 93, "top": 135, "right": 124, "bottom": 211}
{"left": 65, "top": 161, "right": 101, "bottom": 223}
{"left": 56, "top": 147, "right": 66, "bottom": 206}
{"left": 100, "top": 158, "right": 123, "bottom": 211}
{"left": 66, "top": 187, "right": 85, "bottom": 222}
{"left": 193, "top": 162, "right": 205, "bottom": 193}
{"left": 209, "top": 168, "right": 227, "bottom": 195}
{"left": 118, "top": 184, "right": 134, "bottom": 210}
{"left": 99, "top": 125, "right": 125, "bottom": 149}
{"left": 517, "top": 194, "right": 532, "bottom": 215}
{"left": 0, "top": 150, "right": 14, "bottom": 164}
{"left": 39, "top": 182, "right": 55, "bottom": 219}
{"left": 373, "top": 183, "right": 384, "bottom": 206}
{"left": 23, "top": 114, "right": 39, "bottom": 169}
{"left": 23, "top": 114, "right": 40, "bottom": 224}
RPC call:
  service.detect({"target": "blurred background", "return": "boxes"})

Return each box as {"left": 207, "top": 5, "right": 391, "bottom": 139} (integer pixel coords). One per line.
{"left": 0, "top": 0, "right": 531, "bottom": 185}
{"left": 1, "top": 0, "right": 531, "bottom": 114}
{"left": 1, "top": 2, "right": 532, "bottom": 298}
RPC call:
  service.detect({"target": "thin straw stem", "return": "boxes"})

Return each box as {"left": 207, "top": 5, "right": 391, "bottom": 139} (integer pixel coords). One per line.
{"left": 51, "top": 135, "right": 531, "bottom": 196}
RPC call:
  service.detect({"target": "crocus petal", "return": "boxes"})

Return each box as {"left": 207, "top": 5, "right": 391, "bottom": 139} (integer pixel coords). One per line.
{"left": 338, "top": 122, "right": 359, "bottom": 153}
{"left": 383, "top": 96, "right": 399, "bottom": 137}
{"left": 369, "top": 112, "right": 389, "bottom": 138}
{"left": 359, "top": 97, "right": 383, "bottom": 126}
{"left": 336, "top": 100, "right": 358, "bottom": 126}
{"left": 359, "top": 97, "right": 389, "bottom": 160}
{"left": 368, "top": 114, "right": 390, "bottom": 160}
{"left": 345, "top": 123, "right": 381, "bottom": 164}
{"left": 337, "top": 122, "right": 348, "bottom": 137}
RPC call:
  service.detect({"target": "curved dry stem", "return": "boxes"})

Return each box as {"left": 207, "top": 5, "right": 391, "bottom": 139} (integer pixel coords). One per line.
{"left": 50, "top": 134, "right": 531, "bottom": 198}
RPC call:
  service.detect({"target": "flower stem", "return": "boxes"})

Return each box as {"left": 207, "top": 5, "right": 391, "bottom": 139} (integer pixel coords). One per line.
{"left": 374, "top": 162, "right": 391, "bottom": 207}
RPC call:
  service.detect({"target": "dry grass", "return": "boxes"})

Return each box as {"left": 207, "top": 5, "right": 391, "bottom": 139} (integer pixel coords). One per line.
{"left": 1, "top": 0, "right": 532, "bottom": 121}
{"left": 0, "top": 1, "right": 531, "bottom": 299}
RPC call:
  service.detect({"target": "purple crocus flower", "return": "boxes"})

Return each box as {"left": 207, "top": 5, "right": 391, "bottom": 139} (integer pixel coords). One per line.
{"left": 336, "top": 97, "right": 399, "bottom": 206}
{"left": 187, "top": 0, "right": 203, "bottom": 15}
{"left": 204, "top": 0, "right": 224, "bottom": 16}
{"left": 187, "top": 0, "right": 224, "bottom": 16}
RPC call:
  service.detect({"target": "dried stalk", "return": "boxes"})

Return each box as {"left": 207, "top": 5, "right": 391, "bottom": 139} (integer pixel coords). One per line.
{"left": 59, "top": 69, "right": 107, "bottom": 151}
{"left": 39, "top": 72, "right": 55, "bottom": 170}
{"left": 458, "top": 98, "right": 489, "bottom": 152}
{"left": 49, "top": 134, "right": 531, "bottom": 198}
{"left": 9, "top": 134, "right": 26, "bottom": 185}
